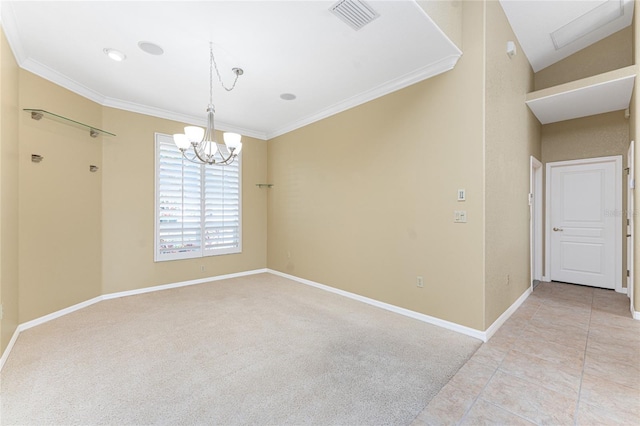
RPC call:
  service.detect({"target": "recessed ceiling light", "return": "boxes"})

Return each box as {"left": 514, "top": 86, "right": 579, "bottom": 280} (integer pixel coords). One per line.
{"left": 280, "top": 93, "right": 297, "bottom": 101}
{"left": 103, "top": 48, "right": 126, "bottom": 62}
{"left": 138, "top": 41, "right": 164, "bottom": 56}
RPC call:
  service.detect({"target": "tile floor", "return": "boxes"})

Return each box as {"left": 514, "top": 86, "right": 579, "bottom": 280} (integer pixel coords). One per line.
{"left": 413, "top": 281, "right": 640, "bottom": 425}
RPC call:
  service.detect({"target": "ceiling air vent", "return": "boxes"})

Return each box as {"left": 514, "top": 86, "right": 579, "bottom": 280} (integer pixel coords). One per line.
{"left": 330, "top": 0, "right": 380, "bottom": 31}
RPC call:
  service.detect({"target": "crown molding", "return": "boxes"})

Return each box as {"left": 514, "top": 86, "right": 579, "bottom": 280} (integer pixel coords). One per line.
{"left": 22, "top": 57, "right": 109, "bottom": 104}
{"left": 1, "top": 3, "right": 27, "bottom": 65}
{"left": 102, "top": 98, "right": 268, "bottom": 140}
{"left": 266, "top": 53, "right": 462, "bottom": 139}
{"left": 19, "top": 57, "right": 268, "bottom": 140}
{"left": 8, "top": 46, "right": 458, "bottom": 143}
{"left": 3, "top": 0, "right": 458, "bottom": 143}
{"left": 18, "top": 58, "right": 267, "bottom": 140}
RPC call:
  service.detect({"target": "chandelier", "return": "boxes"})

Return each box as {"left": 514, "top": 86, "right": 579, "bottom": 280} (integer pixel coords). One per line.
{"left": 173, "top": 43, "right": 243, "bottom": 165}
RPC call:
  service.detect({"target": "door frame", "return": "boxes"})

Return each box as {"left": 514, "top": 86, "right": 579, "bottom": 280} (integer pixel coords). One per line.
{"left": 628, "top": 141, "right": 635, "bottom": 311}
{"left": 544, "top": 156, "right": 623, "bottom": 292}
{"left": 530, "top": 156, "right": 543, "bottom": 290}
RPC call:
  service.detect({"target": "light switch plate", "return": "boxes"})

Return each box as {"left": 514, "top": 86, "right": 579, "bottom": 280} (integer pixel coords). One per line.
{"left": 454, "top": 210, "right": 467, "bottom": 223}
{"left": 457, "top": 189, "right": 466, "bottom": 201}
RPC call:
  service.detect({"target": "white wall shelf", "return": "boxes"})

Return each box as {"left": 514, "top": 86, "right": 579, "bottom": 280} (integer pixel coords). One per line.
{"left": 526, "top": 65, "right": 637, "bottom": 125}
{"left": 24, "top": 108, "right": 115, "bottom": 137}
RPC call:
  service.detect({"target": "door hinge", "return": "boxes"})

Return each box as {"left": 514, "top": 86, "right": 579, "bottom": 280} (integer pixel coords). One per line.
{"left": 627, "top": 270, "right": 630, "bottom": 277}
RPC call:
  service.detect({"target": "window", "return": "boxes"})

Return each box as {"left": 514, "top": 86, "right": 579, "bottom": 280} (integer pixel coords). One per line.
{"left": 155, "top": 133, "right": 241, "bottom": 261}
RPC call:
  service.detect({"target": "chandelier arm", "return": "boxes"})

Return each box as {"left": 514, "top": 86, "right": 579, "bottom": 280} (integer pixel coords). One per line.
{"left": 217, "top": 151, "right": 238, "bottom": 165}
{"left": 192, "top": 146, "right": 217, "bottom": 165}
{"left": 180, "top": 150, "right": 207, "bottom": 165}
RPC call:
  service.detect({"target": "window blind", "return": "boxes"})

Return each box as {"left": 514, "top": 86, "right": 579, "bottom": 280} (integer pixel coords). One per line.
{"left": 155, "top": 133, "right": 241, "bottom": 261}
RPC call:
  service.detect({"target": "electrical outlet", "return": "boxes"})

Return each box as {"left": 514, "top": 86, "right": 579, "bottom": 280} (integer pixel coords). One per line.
{"left": 417, "top": 276, "right": 424, "bottom": 288}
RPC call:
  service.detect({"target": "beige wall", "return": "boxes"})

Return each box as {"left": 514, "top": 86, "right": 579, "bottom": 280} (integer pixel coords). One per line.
{"left": 267, "top": 1, "right": 486, "bottom": 330}
{"left": 101, "top": 108, "right": 267, "bottom": 294}
{"left": 417, "top": 0, "right": 462, "bottom": 49}
{"left": 542, "top": 112, "right": 630, "bottom": 163}
{"left": 6, "top": 0, "right": 633, "bottom": 349}
{"left": 18, "top": 72, "right": 103, "bottom": 322}
{"left": 14, "top": 73, "right": 268, "bottom": 323}
{"left": 535, "top": 26, "right": 633, "bottom": 91}
{"left": 542, "top": 111, "right": 630, "bottom": 288}
{"left": 484, "top": 1, "right": 541, "bottom": 326}
{"left": 0, "top": 28, "right": 20, "bottom": 352}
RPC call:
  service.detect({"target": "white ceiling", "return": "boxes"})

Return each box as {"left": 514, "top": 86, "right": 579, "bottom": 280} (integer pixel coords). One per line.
{"left": 0, "top": 1, "right": 635, "bottom": 140}
{"left": 0, "top": 0, "right": 461, "bottom": 140}
{"left": 500, "top": 0, "right": 634, "bottom": 72}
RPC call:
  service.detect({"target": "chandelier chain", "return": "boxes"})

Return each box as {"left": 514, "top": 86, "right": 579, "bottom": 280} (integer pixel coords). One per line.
{"left": 210, "top": 43, "right": 240, "bottom": 94}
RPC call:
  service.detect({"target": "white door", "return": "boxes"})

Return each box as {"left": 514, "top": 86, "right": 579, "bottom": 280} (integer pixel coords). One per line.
{"left": 628, "top": 142, "right": 634, "bottom": 309}
{"left": 546, "top": 156, "right": 622, "bottom": 289}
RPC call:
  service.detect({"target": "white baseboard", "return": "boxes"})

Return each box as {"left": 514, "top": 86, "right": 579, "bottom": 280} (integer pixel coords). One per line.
{"left": 0, "top": 327, "right": 20, "bottom": 371}
{"left": 19, "top": 295, "right": 105, "bottom": 332}
{"left": 0, "top": 268, "right": 267, "bottom": 373}
{"left": 267, "top": 269, "right": 488, "bottom": 342}
{"left": 633, "top": 309, "right": 640, "bottom": 320}
{"left": 2, "top": 268, "right": 532, "bottom": 373}
{"left": 483, "top": 287, "right": 532, "bottom": 341}
{"left": 100, "top": 268, "right": 269, "bottom": 301}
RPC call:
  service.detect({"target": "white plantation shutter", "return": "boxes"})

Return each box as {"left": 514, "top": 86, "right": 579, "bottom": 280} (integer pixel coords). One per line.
{"left": 204, "top": 146, "right": 241, "bottom": 254}
{"left": 155, "top": 133, "right": 241, "bottom": 261}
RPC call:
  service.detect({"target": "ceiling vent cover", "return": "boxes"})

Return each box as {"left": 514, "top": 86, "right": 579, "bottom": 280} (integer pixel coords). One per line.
{"left": 330, "top": 0, "right": 380, "bottom": 31}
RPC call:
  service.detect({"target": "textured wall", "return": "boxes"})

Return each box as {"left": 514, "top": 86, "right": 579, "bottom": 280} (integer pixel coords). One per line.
{"left": 14, "top": 73, "right": 268, "bottom": 323}
{"left": 534, "top": 26, "right": 633, "bottom": 91}
{"left": 0, "top": 28, "right": 19, "bottom": 352}
{"left": 101, "top": 108, "right": 267, "bottom": 294}
{"left": 484, "top": 1, "right": 541, "bottom": 327}
{"left": 267, "top": 1, "right": 486, "bottom": 330}
{"left": 18, "top": 71, "right": 103, "bottom": 322}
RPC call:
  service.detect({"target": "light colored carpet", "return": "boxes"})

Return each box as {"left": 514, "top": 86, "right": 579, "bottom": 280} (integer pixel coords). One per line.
{"left": 0, "top": 273, "right": 481, "bottom": 425}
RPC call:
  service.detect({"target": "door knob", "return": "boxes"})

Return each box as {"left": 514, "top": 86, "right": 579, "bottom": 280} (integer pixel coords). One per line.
{"left": 553, "top": 227, "right": 563, "bottom": 232}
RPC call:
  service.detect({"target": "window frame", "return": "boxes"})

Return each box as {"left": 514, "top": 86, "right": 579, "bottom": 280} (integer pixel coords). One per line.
{"left": 154, "top": 132, "right": 242, "bottom": 262}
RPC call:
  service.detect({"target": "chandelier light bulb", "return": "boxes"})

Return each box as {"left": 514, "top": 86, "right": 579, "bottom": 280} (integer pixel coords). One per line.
{"left": 184, "top": 126, "right": 205, "bottom": 143}
{"left": 223, "top": 132, "right": 242, "bottom": 153}
{"left": 173, "top": 133, "right": 191, "bottom": 150}
{"left": 204, "top": 140, "right": 217, "bottom": 157}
